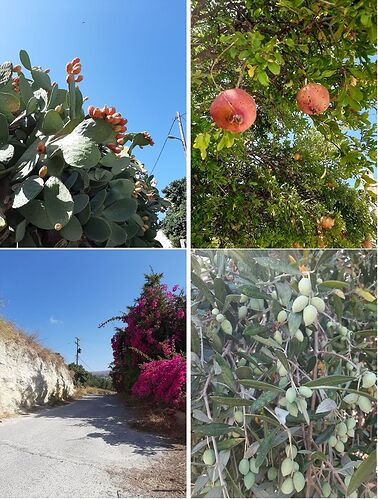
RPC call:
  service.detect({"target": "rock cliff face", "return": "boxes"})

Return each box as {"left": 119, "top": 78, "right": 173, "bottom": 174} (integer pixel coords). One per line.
{"left": 0, "top": 319, "right": 74, "bottom": 415}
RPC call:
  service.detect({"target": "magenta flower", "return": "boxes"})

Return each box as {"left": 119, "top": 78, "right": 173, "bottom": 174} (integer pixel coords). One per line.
{"left": 176, "top": 309, "right": 185, "bottom": 319}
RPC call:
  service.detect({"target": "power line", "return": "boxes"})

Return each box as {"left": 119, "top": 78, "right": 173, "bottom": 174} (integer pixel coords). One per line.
{"left": 151, "top": 116, "right": 178, "bottom": 174}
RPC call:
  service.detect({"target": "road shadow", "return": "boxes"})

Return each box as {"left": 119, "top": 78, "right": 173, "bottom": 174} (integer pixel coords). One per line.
{"left": 34, "top": 395, "right": 178, "bottom": 457}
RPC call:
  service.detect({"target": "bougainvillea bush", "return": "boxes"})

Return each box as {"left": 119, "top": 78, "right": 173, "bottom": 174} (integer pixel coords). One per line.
{"left": 0, "top": 50, "right": 169, "bottom": 247}
{"left": 191, "top": 0, "right": 377, "bottom": 248}
{"left": 191, "top": 249, "right": 376, "bottom": 497}
{"left": 101, "top": 271, "right": 186, "bottom": 409}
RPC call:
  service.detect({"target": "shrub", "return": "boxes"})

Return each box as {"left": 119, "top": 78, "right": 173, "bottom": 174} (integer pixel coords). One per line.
{"left": 132, "top": 354, "right": 186, "bottom": 410}
{"left": 101, "top": 271, "right": 186, "bottom": 405}
{"left": 191, "top": 249, "right": 377, "bottom": 498}
{"left": 0, "top": 50, "right": 169, "bottom": 247}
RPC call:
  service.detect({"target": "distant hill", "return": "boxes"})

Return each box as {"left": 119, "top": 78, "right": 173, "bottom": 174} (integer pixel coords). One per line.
{"left": 91, "top": 370, "right": 111, "bottom": 378}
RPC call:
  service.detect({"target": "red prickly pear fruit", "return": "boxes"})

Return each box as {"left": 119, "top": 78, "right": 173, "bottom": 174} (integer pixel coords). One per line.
{"left": 37, "top": 142, "right": 46, "bottom": 154}
{"left": 71, "top": 63, "right": 81, "bottom": 75}
{"left": 93, "top": 108, "right": 104, "bottom": 119}
{"left": 119, "top": 118, "right": 128, "bottom": 125}
{"left": 71, "top": 57, "right": 80, "bottom": 65}
{"left": 113, "top": 125, "right": 126, "bottom": 133}
{"left": 210, "top": 88, "right": 257, "bottom": 133}
{"left": 66, "top": 62, "right": 73, "bottom": 74}
{"left": 12, "top": 65, "right": 21, "bottom": 73}
{"left": 75, "top": 75, "right": 83, "bottom": 83}
{"left": 296, "top": 83, "right": 330, "bottom": 115}
{"left": 116, "top": 133, "right": 124, "bottom": 139}
{"left": 117, "top": 138, "right": 125, "bottom": 145}
{"left": 108, "top": 106, "right": 116, "bottom": 115}
{"left": 88, "top": 105, "right": 95, "bottom": 116}
{"left": 66, "top": 75, "right": 73, "bottom": 84}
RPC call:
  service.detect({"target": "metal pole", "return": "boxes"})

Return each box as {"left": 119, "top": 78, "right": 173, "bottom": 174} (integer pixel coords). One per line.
{"left": 176, "top": 111, "right": 187, "bottom": 155}
{"left": 75, "top": 337, "right": 80, "bottom": 366}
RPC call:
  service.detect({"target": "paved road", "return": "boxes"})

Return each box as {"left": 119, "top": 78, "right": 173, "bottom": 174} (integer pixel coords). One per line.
{"left": 0, "top": 395, "right": 177, "bottom": 498}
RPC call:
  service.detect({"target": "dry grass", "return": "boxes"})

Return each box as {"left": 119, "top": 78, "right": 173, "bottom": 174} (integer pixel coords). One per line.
{"left": 118, "top": 393, "right": 186, "bottom": 443}
{"left": 73, "top": 386, "right": 116, "bottom": 398}
{"left": 0, "top": 317, "right": 66, "bottom": 369}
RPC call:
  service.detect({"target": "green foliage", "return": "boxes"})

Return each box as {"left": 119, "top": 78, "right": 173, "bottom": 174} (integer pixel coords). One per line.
{"left": 191, "top": 249, "right": 377, "bottom": 498}
{"left": 0, "top": 50, "right": 170, "bottom": 247}
{"left": 68, "top": 363, "right": 113, "bottom": 390}
{"left": 161, "top": 177, "right": 186, "bottom": 247}
{"left": 191, "top": 0, "right": 377, "bottom": 248}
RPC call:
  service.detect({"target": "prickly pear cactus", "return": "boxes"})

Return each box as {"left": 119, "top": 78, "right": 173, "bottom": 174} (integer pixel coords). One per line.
{"left": 0, "top": 50, "right": 169, "bottom": 247}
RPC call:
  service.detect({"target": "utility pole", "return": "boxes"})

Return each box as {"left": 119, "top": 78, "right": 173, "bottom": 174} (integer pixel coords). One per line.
{"left": 75, "top": 337, "right": 81, "bottom": 366}
{"left": 176, "top": 111, "right": 187, "bottom": 155}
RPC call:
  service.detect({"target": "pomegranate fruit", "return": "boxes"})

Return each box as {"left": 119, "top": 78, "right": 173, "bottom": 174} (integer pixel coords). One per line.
{"left": 362, "top": 239, "right": 373, "bottom": 248}
{"left": 320, "top": 216, "right": 335, "bottom": 230}
{"left": 210, "top": 88, "right": 256, "bottom": 133}
{"left": 296, "top": 83, "right": 330, "bottom": 115}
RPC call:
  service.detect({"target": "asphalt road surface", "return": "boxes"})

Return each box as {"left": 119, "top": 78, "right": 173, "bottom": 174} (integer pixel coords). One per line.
{"left": 0, "top": 395, "right": 178, "bottom": 498}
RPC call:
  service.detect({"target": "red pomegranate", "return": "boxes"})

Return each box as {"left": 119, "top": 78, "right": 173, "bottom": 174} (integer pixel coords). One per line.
{"left": 210, "top": 88, "right": 256, "bottom": 133}
{"left": 296, "top": 83, "right": 330, "bottom": 115}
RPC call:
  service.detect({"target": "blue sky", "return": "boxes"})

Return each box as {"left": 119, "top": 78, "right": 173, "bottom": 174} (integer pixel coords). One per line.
{"left": 0, "top": 0, "right": 186, "bottom": 192}
{"left": 0, "top": 250, "right": 186, "bottom": 370}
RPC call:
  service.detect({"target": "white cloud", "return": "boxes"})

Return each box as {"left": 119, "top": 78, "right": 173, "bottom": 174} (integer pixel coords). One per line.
{"left": 49, "top": 316, "right": 63, "bottom": 325}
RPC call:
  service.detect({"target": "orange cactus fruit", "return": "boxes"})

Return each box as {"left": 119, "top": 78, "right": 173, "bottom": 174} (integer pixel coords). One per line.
{"left": 108, "top": 106, "right": 116, "bottom": 115}
{"left": 12, "top": 65, "right": 21, "bottom": 73}
{"left": 293, "top": 152, "right": 302, "bottom": 161}
{"left": 88, "top": 105, "right": 95, "bottom": 116}
{"left": 66, "top": 75, "right": 73, "bottom": 84}
{"left": 93, "top": 108, "right": 104, "bottom": 119}
{"left": 75, "top": 75, "right": 83, "bottom": 83}
{"left": 296, "top": 83, "right": 330, "bottom": 115}
{"left": 38, "top": 166, "right": 48, "bottom": 178}
{"left": 71, "top": 63, "right": 82, "bottom": 75}
{"left": 37, "top": 142, "right": 46, "bottom": 154}
{"left": 66, "top": 62, "right": 73, "bottom": 74}
{"left": 71, "top": 57, "right": 80, "bottom": 65}
{"left": 320, "top": 215, "right": 335, "bottom": 230}
{"left": 210, "top": 88, "right": 257, "bottom": 133}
